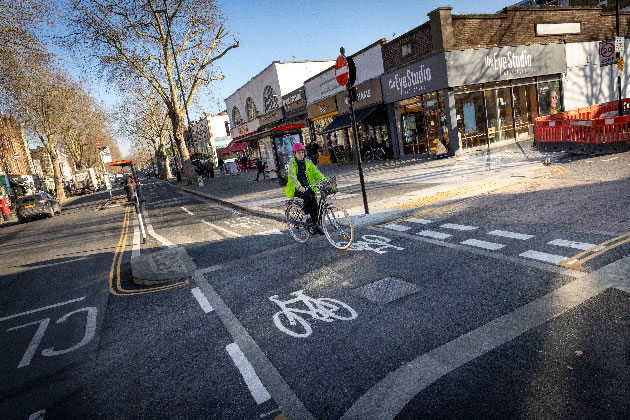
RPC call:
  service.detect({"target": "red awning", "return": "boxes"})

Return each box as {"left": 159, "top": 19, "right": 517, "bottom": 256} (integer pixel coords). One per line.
{"left": 219, "top": 140, "right": 250, "bottom": 157}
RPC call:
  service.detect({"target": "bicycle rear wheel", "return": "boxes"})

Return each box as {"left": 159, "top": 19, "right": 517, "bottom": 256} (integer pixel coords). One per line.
{"left": 321, "top": 204, "right": 354, "bottom": 249}
{"left": 286, "top": 201, "right": 311, "bottom": 243}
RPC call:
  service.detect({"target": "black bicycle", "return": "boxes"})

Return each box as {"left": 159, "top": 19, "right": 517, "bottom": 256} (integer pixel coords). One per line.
{"left": 363, "top": 141, "right": 385, "bottom": 162}
{"left": 285, "top": 176, "right": 354, "bottom": 250}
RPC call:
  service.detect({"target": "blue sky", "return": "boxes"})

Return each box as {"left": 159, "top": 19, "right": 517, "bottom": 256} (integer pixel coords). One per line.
{"left": 67, "top": 0, "right": 517, "bottom": 154}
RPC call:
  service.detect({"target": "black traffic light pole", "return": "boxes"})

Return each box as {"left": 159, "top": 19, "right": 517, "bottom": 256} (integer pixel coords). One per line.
{"left": 616, "top": 0, "right": 623, "bottom": 116}
{"left": 341, "top": 47, "right": 369, "bottom": 214}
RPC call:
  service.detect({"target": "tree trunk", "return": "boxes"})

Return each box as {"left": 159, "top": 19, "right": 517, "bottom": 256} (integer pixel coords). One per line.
{"left": 158, "top": 142, "right": 172, "bottom": 180}
{"left": 48, "top": 142, "right": 66, "bottom": 200}
{"left": 171, "top": 110, "right": 197, "bottom": 185}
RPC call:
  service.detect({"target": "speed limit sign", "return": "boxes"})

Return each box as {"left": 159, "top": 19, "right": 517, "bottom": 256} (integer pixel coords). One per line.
{"left": 600, "top": 41, "right": 616, "bottom": 67}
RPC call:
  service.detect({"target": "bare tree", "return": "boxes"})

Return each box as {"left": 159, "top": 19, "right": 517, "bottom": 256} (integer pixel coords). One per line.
{"left": 117, "top": 88, "right": 173, "bottom": 179}
{"left": 1, "top": 55, "right": 77, "bottom": 199}
{"left": 66, "top": 0, "right": 239, "bottom": 184}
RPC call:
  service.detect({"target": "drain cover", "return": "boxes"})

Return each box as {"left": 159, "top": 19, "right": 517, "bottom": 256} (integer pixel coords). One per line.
{"left": 354, "top": 277, "right": 419, "bottom": 304}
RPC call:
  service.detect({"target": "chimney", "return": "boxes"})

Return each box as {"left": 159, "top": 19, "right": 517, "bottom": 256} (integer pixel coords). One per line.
{"left": 428, "top": 7, "right": 455, "bottom": 53}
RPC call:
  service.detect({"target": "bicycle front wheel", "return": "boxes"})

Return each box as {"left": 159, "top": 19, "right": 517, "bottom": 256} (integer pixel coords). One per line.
{"left": 321, "top": 204, "right": 354, "bottom": 250}
{"left": 286, "top": 201, "right": 311, "bottom": 243}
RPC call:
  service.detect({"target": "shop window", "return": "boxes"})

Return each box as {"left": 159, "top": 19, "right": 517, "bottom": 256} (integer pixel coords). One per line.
{"left": 455, "top": 91, "right": 488, "bottom": 149}
{"left": 513, "top": 84, "right": 539, "bottom": 139}
{"left": 537, "top": 80, "right": 563, "bottom": 116}
{"left": 485, "top": 88, "right": 515, "bottom": 144}
{"left": 263, "top": 85, "right": 279, "bottom": 113}
{"left": 402, "top": 43, "right": 412, "bottom": 57}
{"left": 232, "top": 107, "right": 243, "bottom": 126}
{"left": 246, "top": 97, "right": 258, "bottom": 121}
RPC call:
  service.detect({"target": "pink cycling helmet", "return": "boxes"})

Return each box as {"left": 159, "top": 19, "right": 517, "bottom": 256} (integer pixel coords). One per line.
{"left": 292, "top": 143, "right": 305, "bottom": 152}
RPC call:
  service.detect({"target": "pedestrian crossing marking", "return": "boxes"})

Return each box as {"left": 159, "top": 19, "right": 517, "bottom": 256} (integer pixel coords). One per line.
{"left": 548, "top": 239, "right": 600, "bottom": 251}
{"left": 407, "top": 218, "right": 433, "bottom": 224}
{"left": 461, "top": 239, "right": 505, "bottom": 250}
{"left": 384, "top": 224, "right": 412, "bottom": 232}
{"left": 416, "top": 230, "right": 452, "bottom": 240}
{"left": 488, "top": 230, "right": 534, "bottom": 240}
{"left": 440, "top": 223, "right": 478, "bottom": 231}
{"left": 519, "top": 250, "right": 569, "bottom": 264}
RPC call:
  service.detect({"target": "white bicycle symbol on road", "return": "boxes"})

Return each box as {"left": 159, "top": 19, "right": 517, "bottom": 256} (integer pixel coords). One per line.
{"left": 269, "top": 290, "right": 358, "bottom": 338}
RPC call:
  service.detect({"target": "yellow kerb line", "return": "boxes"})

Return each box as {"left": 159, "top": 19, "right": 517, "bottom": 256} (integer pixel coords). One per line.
{"left": 109, "top": 206, "right": 189, "bottom": 296}
{"left": 559, "top": 230, "right": 630, "bottom": 269}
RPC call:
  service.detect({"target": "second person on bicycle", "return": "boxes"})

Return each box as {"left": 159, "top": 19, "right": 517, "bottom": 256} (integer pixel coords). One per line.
{"left": 285, "top": 142, "right": 326, "bottom": 235}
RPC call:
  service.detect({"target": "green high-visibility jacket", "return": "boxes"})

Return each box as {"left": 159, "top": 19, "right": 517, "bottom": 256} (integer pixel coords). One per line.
{"left": 284, "top": 157, "right": 326, "bottom": 198}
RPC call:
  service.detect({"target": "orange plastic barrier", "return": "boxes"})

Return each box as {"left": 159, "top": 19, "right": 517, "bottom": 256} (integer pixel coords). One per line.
{"left": 535, "top": 98, "right": 630, "bottom": 144}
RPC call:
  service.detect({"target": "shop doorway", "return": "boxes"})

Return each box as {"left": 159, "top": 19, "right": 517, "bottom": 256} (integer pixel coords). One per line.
{"left": 424, "top": 95, "right": 449, "bottom": 156}
{"left": 512, "top": 84, "right": 539, "bottom": 139}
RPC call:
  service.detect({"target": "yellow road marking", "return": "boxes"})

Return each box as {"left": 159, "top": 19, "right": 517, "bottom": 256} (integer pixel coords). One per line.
{"left": 559, "top": 231, "right": 630, "bottom": 270}
{"left": 109, "top": 206, "right": 188, "bottom": 296}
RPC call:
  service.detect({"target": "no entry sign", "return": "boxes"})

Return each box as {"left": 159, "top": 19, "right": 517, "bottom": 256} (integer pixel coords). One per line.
{"left": 335, "top": 55, "right": 349, "bottom": 87}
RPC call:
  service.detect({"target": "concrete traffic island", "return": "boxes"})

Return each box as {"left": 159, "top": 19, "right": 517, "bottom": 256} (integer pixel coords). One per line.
{"left": 131, "top": 247, "right": 196, "bottom": 286}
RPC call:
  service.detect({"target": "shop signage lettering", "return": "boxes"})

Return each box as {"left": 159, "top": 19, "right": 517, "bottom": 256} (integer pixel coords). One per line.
{"left": 388, "top": 65, "right": 432, "bottom": 96}
{"left": 283, "top": 92, "right": 303, "bottom": 107}
{"left": 484, "top": 50, "right": 533, "bottom": 76}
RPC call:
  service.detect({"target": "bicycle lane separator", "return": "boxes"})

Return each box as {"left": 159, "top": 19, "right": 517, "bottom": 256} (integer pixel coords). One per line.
{"left": 193, "top": 271, "right": 315, "bottom": 420}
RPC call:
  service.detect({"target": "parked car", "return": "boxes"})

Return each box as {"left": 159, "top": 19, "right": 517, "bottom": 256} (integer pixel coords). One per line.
{"left": 16, "top": 192, "right": 61, "bottom": 223}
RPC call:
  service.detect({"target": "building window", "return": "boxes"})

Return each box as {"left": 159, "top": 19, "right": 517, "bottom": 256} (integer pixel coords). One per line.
{"left": 263, "top": 85, "right": 279, "bottom": 113}
{"left": 232, "top": 107, "right": 243, "bottom": 126}
{"left": 402, "top": 43, "right": 412, "bottom": 57}
{"left": 246, "top": 97, "right": 258, "bottom": 121}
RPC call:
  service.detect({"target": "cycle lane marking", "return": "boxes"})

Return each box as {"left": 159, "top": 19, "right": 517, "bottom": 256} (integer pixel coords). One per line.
{"left": 226, "top": 342, "right": 271, "bottom": 404}
{"left": 342, "top": 254, "right": 627, "bottom": 420}
{"left": 193, "top": 271, "right": 314, "bottom": 420}
{"left": 0, "top": 297, "right": 86, "bottom": 323}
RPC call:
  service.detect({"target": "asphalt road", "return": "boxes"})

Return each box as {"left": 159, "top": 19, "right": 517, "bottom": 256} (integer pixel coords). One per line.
{"left": 1, "top": 151, "right": 629, "bottom": 419}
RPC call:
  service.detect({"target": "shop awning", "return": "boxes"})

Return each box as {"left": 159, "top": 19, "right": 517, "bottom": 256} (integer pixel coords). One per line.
{"left": 318, "top": 104, "right": 381, "bottom": 135}
{"left": 219, "top": 140, "right": 250, "bottom": 157}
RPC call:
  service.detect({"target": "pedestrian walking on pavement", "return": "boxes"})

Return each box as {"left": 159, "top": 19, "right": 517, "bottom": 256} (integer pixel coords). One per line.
{"left": 306, "top": 141, "right": 320, "bottom": 165}
{"left": 240, "top": 155, "right": 248, "bottom": 172}
{"left": 218, "top": 158, "right": 225, "bottom": 176}
{"left": 254, "top": 158, "right": 266, "bottom": 182}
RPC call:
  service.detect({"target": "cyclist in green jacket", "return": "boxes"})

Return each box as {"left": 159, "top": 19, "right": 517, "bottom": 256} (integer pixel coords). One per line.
{"left": 285, "top": 142, "right": 326, "bottom": 234}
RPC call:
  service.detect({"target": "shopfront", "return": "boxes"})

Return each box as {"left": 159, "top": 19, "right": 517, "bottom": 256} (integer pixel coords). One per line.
{"left": 324, "top": 77, "right": 394, "bottom": 159}
{"left": 381, "top": 53, "right": 450, "bottom": 157}
{"left": 307, "top": 96, "right": 346, "bottom": 163}
{"left": 445, "top": 43, "right": 566, "bottom": 150}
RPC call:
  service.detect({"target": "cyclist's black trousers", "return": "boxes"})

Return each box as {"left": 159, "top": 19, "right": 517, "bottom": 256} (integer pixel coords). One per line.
{"left": 296, "top": 189, "right": 318, "bottom": 223}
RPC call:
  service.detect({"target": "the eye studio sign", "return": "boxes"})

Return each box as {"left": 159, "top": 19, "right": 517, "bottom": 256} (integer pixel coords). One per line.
{"left": 483, "top": 49, "right": 533, "bottom": 77}
{"left": 381, "top": 53, "right": 448, "bottom": 103}
{"left": 446, "top": 43, "right": 566, "bottom": 86}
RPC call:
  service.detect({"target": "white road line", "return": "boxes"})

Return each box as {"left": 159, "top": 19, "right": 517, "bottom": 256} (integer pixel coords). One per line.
{"left": 384, "top": 224, "right": 412, "bottom": 232}
{"left": 416, "top": 230, "right": 452, "bottom": 240}
{"left": 601, "top": 157, "right": 618, "bottom": 162}
{"left": 255, "top": 229, "right": 284, "bottom": 236}
{"left": 201, "top": 220, "right": 242, "bottom": 237}
{"left": 146, "top": 223, "right": 176, "bottom": 247}
{"left": 488, "top": 230, "right": 534, "bottom": 240}
{"left": 132, "top": 225, "right": 141, "bottom": 258}
{"left": 191, "top": 287, "right": 214, "bottom": 313}
{"left": 440, "top": 223, "right": 478, "bottom": 231}
{"left": 548, "top": 239, "right": 599, "bottom": 251}
{"left": 0, "top": 297, "right": 85, "bottom": 322}
{"left": 150, "top": 201, "right": 183, "bottom": 209}
{"left": 197, "top": 265, "right": 223, "bottom": 275}
{"left": 181, "top": 206, "right": 194, "bottom": 216}
{"left": 226, "top": 343, "right": 271, "bottom": 404}
{"left": 461, "top": 239, "right": 505, "bottom": 250}
{"left": 519, "top": 250, "right": 569, "bottom": 264}
{"left": 406, "top": 218, "right": 433, "bottom": 224}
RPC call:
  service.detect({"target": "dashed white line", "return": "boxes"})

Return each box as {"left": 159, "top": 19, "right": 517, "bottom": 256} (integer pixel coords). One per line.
{"left": 191, "top": 287, "right": 214, "bottom": 313}
{"left": 519, "top": 250, "right": 569, "bottom": 264}
{"left": 201, "top": 220, "right": 242, "bottom": 237}
{"left": 226, "top": 343, "right": 271, "bottom": 405}
{"left": 384, "top": 224, "right": 412, "bottom": 232}
{"left": 488, "top": 230, "right": 534, "bottom": 240}
{"left": 255, "top": 229, "right": 284, "bottom": 236}
{"left": 407, "top": 218, "right": 433, "bottom": 224}
{"left": 548, "top": 239, "right": 599, "bottom": 251}
{"left": 181, "top": 206, "right": 194, "bottom": 216}
{"left": 416, "top": 230, "right": 452, "bottom": 240}
{"left": 440, "top": 223, "right": 478, "bottom": 231}
{"left": 461, "top": 239, "right": 505, "bottom": 250}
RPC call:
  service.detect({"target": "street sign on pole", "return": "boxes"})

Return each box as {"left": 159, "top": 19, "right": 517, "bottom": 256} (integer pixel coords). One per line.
{"left": 335, "top": 55, "right": 349, "bottom": 87}
{"left": 600, "top": 41, "right": 616, "bottom": 67}
{"left": 615, "top": 36, "right": 624, "bottom": 55}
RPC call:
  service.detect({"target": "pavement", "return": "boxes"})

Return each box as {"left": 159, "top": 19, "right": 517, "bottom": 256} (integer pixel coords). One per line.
{"left": 179, "top": 138, "right": 570, "bottom": 227}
